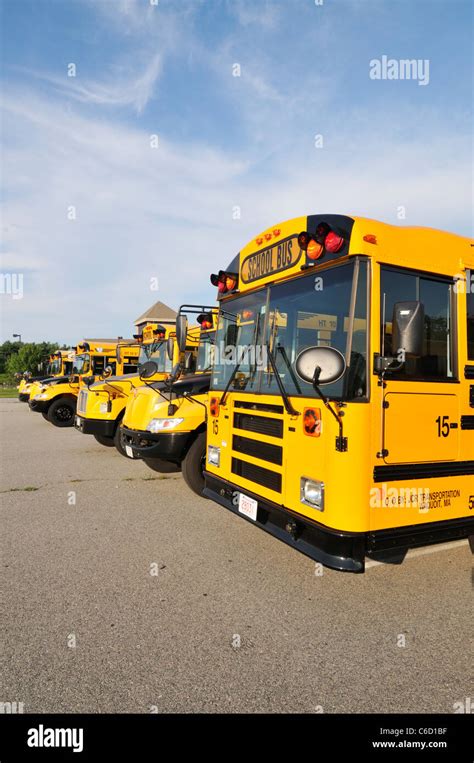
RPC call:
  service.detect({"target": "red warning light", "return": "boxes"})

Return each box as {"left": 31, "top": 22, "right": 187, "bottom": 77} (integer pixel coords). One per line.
{"left": 210, "top": 271, "right": 239, "bottom": 296}
{"left": 325, "top": 231, "right": 344, "bottom": 253}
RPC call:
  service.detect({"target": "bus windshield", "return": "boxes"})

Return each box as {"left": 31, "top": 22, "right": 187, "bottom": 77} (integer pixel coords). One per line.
{"left": 211, "top": 260, "right": 368, "bottom": 401}
{"left": 72, "top": 354, "right": 91, "bottom": 375}
{"left": 50, "top": 359, "right": 61, "bottom": 375}
{"left": 48, "top": 359, "right": 61, "bottom": 375}
{"left": 196, "top": 331, "right": 216, "bottom": 372}
{"left": 139, "top": 341, "right": 172, "bottom": 373}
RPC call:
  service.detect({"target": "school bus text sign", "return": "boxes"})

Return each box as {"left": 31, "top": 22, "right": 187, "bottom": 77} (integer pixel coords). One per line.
{"left": 241, "top": 235, "right": 302, "bottom": 284}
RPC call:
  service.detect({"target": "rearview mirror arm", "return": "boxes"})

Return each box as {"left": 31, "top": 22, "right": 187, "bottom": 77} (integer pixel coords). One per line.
{"left": 311, "top": 369, "right": 348, "bottom": 453}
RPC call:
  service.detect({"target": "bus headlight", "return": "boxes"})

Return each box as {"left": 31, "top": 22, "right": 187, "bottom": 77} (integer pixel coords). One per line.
{"left": 35, "top": 393, "right": 48, "bottom": 400}
{"left": 146, "top": 418, "right": 184, "bottom": 433}
{"left": 207, "top": 445, "right": 220, "bottom": 466}
{"left": 99, "top": 402, "right": 111, "bottom": 414}
{"left": 300, "top": 478, "right": 324, "bottom": 510}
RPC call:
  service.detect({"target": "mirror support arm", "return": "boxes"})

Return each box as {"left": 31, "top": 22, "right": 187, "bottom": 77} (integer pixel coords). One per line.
{"left": 312, "top": 368, "right": 348, "bottom": 452}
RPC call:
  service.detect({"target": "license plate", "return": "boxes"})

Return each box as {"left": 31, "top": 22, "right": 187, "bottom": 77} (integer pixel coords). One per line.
{"left": 238, "top": 492, "right": 258, "bottom": 521}
{"left": 125, "top": 445, "right": 135, "bottom": 459}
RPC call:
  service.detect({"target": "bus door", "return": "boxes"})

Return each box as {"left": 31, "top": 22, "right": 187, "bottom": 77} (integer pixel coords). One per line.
{"left": 379, "top": 266, "right": 459, "bottom": 464}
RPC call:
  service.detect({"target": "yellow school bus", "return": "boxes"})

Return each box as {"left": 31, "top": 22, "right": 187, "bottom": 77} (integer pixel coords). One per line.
{"left": 120, "top": 307, "right": 216, "bottom": 483}
{"left": 17, "top": 351, "right": 74, "bottom": 402}
{"left": 204, "top": 214, "right": 474, "bottom": 572}
{"left": 29, "top": 339, "right": 139, "bottom": 427}
{"left": 74, "top": 324, "right": 183, "bottom": 454}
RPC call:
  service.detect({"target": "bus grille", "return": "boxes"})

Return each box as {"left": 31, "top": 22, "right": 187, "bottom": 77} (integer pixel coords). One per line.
{"left": 233, "top": 412, "right": 283, "bottom": 438}
{"left": 233, "top": 434, "right": 282, "bottom": 466}
{"left": 232, "top": 457, "right": 282, "bottom": 492}
{"left": 77, "top": 390, "right": 88, "bottom": 413}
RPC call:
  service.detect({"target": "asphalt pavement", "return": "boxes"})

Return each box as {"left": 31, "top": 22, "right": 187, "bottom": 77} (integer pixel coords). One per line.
{"left": 1, "top": 398, "right": 472, "bottom": 713}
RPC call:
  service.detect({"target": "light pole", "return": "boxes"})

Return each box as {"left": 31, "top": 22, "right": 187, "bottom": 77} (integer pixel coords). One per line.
{"left": 13, "top": 333, "right": 22, "bottom": 343}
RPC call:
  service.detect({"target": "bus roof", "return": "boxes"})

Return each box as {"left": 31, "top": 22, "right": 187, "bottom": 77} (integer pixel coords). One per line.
{"left": 214, "top": 215, "right": 473, "bottom": 296}
{"left": 75, "top": 339, "right": 119, "bottom": 354}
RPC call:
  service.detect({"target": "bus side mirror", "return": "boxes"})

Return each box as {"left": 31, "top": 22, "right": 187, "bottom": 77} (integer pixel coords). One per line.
{"left": 392, "top": 301, "right": 424, "bottom": 358}
{"left": 176, "top": 316, "right": 188, "bottom": 353}
{"left": 295, "top": 346, "right": 346, "bottom": 386}
{"left": 167, "top": 336, "right": 174, "bottom": 361}
{"left": 84, "top": 376, "right": 95, "bottom": 387}
{"left": 103, "top": 366, "right": 113, "bottom": 378}
{"left": 139, "top": 361, "right": 158, "bottom": 379}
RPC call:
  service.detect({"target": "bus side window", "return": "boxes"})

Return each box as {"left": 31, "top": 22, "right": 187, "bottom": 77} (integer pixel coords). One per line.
{"left": 93, "top": 358, "right": 104, "bottom": 374}
{"left": 381, "top": 267, "right": 455, "bottom": 380}
{"left": 467, "top": 269, "right": 474, "bottom": 360}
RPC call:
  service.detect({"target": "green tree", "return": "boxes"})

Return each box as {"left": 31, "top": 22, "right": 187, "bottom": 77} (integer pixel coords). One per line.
{"left": 0, "top": 341, "right": 22, "bottom": 373}
{"left": 5, "top": 342, "right": 60, "bottom": 381}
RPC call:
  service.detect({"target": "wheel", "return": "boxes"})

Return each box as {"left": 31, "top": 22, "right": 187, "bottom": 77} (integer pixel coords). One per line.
{"left": 114, "top": 425, "right": 127, "bottom": 457}
{"left": 143, "top": 458, "right": 180, "bottom": 474}
{"left": 41, "top": 411, "right": 49, "bottom": 420}
{"left": 181, "top": 432, "right": 207, "bottom": 496}
{"left": 46, "top": 397, "right": 75, "bottom": 427}
{"left": 94, "top": 434, "right": 115, "bottom": 447}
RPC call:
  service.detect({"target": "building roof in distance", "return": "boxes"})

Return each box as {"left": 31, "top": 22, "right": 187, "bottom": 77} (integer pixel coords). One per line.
{"left": 134, "top": 301, "right": 177, "bottom": 326}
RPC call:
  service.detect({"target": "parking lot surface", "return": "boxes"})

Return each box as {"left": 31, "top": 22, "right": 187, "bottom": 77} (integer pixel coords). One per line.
{"left": 1, "top": 399, "right": 472, "bottom": 713}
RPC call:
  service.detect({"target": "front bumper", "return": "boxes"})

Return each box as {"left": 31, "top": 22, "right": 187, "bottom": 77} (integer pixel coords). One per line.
{"left": 28, "top": 399, "right": 49, "bottom": 413}
{"left": 74, "top": 415, "right": 117, "bottom": 437}
{"left": 18, "top": 393, "right": 30, "bottom": 402}
{"left": 203, "top": 472, "right": 366, "bottom": 572}
{"left": 203, "top": 473, "right": 474, "bottom": 573}
{"left": 121, "top": 425, "right": 191, "bottom": 462}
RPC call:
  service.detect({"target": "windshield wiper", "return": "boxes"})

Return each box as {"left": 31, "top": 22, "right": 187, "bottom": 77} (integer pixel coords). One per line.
{"left": 276, "top": 344, "right": 302, "bottom": 394}
{"left": 266, "top": 343, "right": 299, "bottom": 416}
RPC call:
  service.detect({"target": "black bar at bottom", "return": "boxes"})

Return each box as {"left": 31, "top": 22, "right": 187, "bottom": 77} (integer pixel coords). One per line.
{"left": 0, "top": 713, "right": 472, "bottom": 760}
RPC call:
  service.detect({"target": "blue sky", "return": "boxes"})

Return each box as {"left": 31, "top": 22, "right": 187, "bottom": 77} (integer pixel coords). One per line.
{"left": 1, "top": 0, "right": 472, "bottom": 343}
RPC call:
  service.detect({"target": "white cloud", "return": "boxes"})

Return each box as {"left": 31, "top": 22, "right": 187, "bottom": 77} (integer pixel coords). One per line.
{"left": 16, "top": 53, "right": 162, "bottom": 114}
{"left": 231, "top": 0, "right": 281, "bottom": 30}
{"left": 1, "top": 1, "right": 472, "bottom": 343}
{"left": 2, "top": 82, "right": 471, "bottom": 342}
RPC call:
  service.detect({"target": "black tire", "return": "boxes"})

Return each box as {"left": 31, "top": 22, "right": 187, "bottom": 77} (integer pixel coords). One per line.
{"left": 181, "top": 432, "right": 206, "bottom": 496}
{"left": 47, "top": 397, "right": 75, "bottom": 427}
{"left": 94, "top": 434, "right": 115, "bottom": 447}
{"left": 114, "top": 425, "right": 127, "bottom": 457}
{"left": 41, "top": 411, "right": 49, "bottom": 420}
{"left": 143, "top": 458, "right": 181, "bottom": 474}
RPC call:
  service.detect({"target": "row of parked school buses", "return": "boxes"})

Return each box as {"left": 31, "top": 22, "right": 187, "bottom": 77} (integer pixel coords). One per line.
{"left": 17, "top": 214, "right": 474, "bottom": 572}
